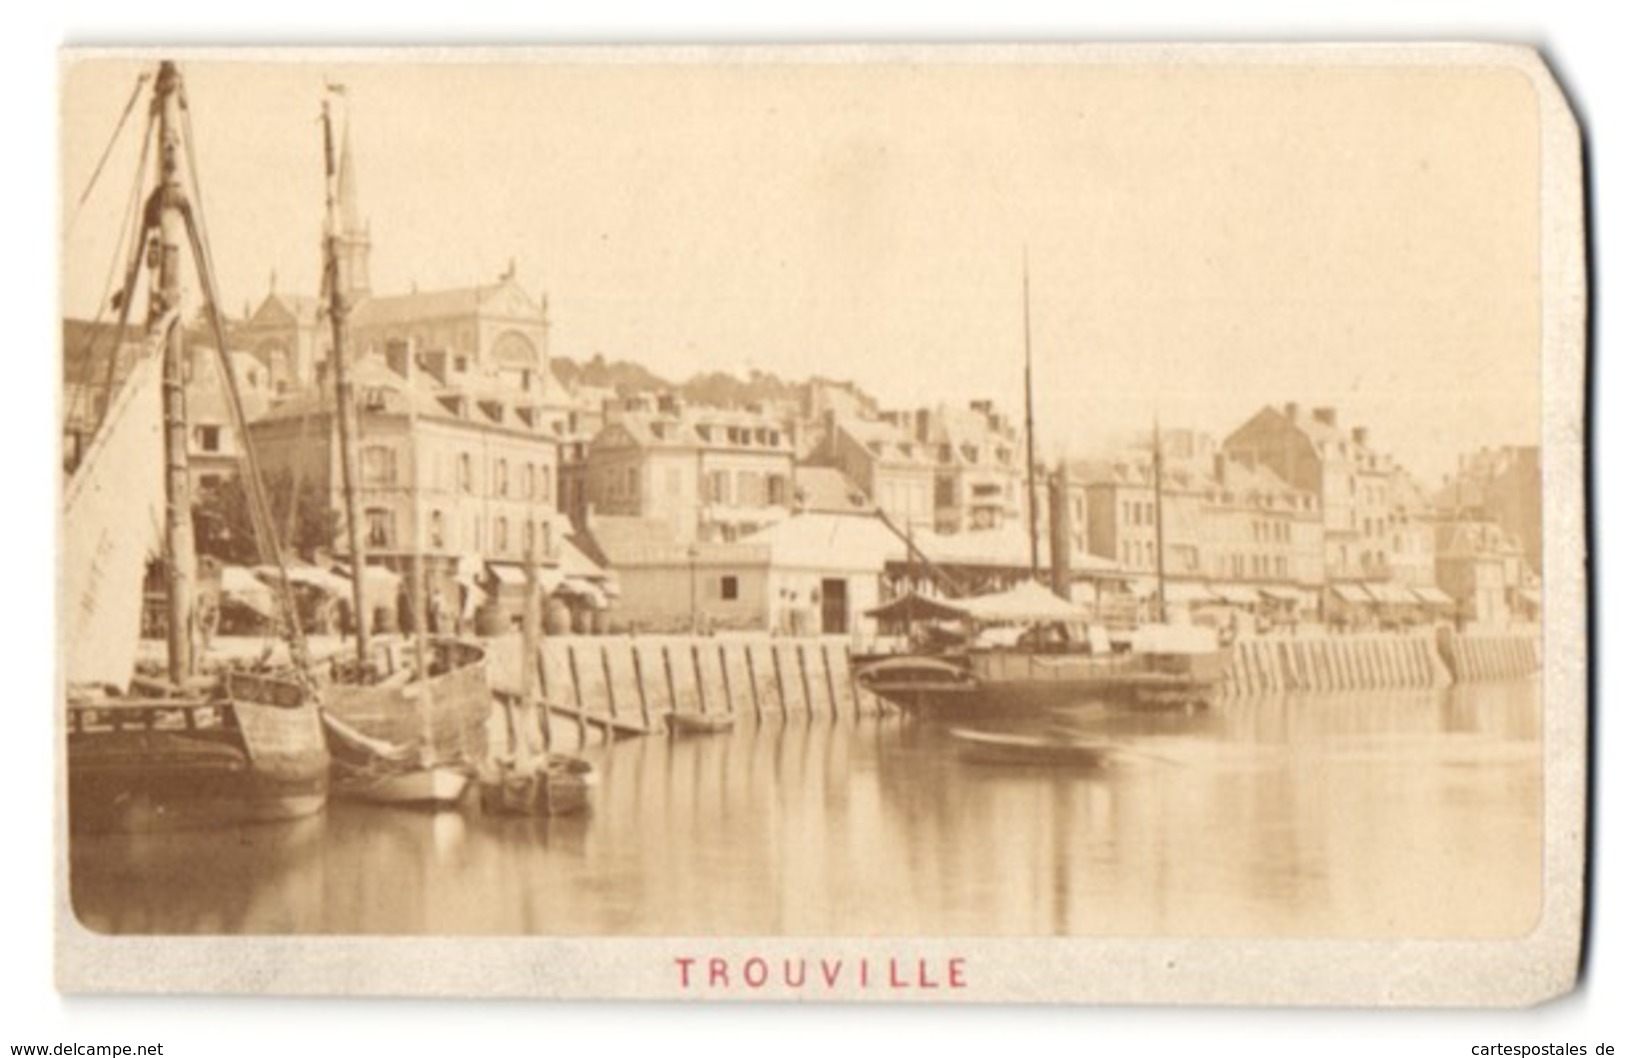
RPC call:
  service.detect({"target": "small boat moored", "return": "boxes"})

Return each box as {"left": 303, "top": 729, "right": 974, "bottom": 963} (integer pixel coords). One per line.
{"left": 665, "top": 711, "right": 737, "bottom": 737}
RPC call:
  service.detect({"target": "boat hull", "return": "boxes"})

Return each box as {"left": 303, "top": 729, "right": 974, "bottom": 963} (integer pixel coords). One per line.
{"left": 948, "top": 726, "right": 1116, "bottom": 768}
{"left": 857, "top": 647, "right": 1229, "bottom": 716}
{"left": 320, "top": 639, "right": 492, "bottom": 766}
{"left": 665, "top": 712, "right": 736, "bottom": 736}
{"left": 478, "top": 755, "right": 597, "bottom": 817}
{"left": 67, "top": 675, "right": 330, "bottom": 833}
{"left": 331, "top": 762, "right": 471, "bottom": 807}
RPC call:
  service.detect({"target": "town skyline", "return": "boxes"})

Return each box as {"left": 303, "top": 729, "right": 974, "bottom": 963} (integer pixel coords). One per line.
{"left": 62, "top": 55, "right": 1543, "bottom": 486}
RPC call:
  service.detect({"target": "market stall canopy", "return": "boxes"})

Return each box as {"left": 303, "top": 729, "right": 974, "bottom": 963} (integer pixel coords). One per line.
{"left": 1331, "top": 583, "right": 1374, "bottom": 603}
{"left": 257, "top": 562, "right": 349, "bottom": 596}
{"left": 864, "top": 591, "right": 973, "bottom": 624}
{"left": 1410, "top": 585, "right": 1455, "bottom": 606}
{"left": 220, "top": 565, "right": 276, "bottom": 617}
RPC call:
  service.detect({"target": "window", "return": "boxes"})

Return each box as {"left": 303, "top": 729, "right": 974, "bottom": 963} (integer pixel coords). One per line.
{"left": 429, "top": 509, "right": 445, "bottom": 549}
{"left": 768, "top": 474, "right": 788, "bottom": 506}
{"left": 494, "top": 517, "right": 508, "bottom": 553}
{"left": 361, "top": 444, "right": 397, "bottom": 485}
{"left": 521, "top": 463, "right": 534, "bottom": 499}
{"left": 195, "top": 424, "right": 222, "bottom": 453}
{"left": 522, "top": 519, "right": 535, "bottom": 557}
{"left": 720, "top": 575, "right": 739, "bottom": 601}
{"left": 496, "top": 458, "right": 509, "bottom": 497}
{"left": 458, "top": 453, "right": 474, "bottom": 494}
{"left": 365, "top": 508, "right": 394, "bottom": 549}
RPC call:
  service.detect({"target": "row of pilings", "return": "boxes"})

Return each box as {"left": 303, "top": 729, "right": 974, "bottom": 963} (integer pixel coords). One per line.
{"left": 1218, "top": 627, "right": 1541, "bottom": 697}
{"left": 486, "top": 634, "right": 887, "bottom": 737}
{"left": 482, "top": 628, "right": 1542, "bottom": 738}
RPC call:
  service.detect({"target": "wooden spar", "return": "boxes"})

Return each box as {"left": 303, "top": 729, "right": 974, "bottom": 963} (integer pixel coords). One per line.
{"left": 1152, "top": 415, "right": 1168, "bottom": 623}
{"left": 1022, "top": 255, "right": 1041, "bottom": 580}
{"left": 151, "top": 61, "right": 196, "bottom": 683}
{"left": 872, "top": 508, "right": 965, "bottom": 598}
{"left": 321, "top": 94, "right": 371, "bottom": 672}
{"left": 405, "top": 336, "right": 437, "bottom": 764}
{"left": 518, "top": 538, "right": 542, "bottom": 769}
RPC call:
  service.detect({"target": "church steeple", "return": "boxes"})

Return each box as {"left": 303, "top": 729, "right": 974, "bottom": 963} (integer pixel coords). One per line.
{"left": 332, "top": 112, "right": 371, "bottom": 301}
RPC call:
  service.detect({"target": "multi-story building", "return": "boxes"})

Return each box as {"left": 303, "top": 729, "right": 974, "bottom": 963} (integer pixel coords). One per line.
{"left": 803, "top": 399, "right": 1024, "bottom": 535}
{"left": 1223, "top": 403, "right": 1398, "bottom": 585}
{"left": 248, "top": 349, "right": 566, "bottom": 613}
{"left": 804, "top": 410, "right": 936, "bottom": 532}
{"left": 1434, "top": 518, "right": 1531, "bottom": 627}
{"left": 1434, "top": 445, "right": 1542, "bottom": 577}
{"left": 1081, "top": 451, "right": 1323, "bottom": 595}
{"left": 923, "top": 400, "right": 1024, "bottom": 534}
{"left": 586, "top": 394, "right": 795, "bottom": 543}
{"left": 62, "top": 319, "right": 276, "bottom": 497}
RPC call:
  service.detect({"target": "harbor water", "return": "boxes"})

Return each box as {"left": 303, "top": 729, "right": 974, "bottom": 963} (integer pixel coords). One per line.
{"left": 69, "top": 679, "right": 1541, "bottom": 939}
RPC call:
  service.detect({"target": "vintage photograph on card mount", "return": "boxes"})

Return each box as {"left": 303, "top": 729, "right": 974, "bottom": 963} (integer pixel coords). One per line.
{"left": 56, "top": 45, "right": 1586, "bottom": 1004}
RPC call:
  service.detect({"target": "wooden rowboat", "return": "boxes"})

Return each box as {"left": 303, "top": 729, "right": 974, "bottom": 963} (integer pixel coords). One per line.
{"left": 665, "top": 711, "right": 737, "bottom": 737}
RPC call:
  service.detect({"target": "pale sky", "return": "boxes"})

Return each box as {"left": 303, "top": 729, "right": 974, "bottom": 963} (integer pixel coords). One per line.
{"left": 61, "top": 53, "right": 1543, "bottom": 485}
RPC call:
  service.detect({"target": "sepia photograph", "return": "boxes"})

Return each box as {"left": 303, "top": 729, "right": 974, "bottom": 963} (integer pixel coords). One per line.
{"left": 53, "top": 44, "right": 1585, "bottom": 1005}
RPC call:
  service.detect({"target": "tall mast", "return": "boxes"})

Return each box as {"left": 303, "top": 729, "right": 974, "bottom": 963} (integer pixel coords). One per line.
{"left": 322, "top": 93, "right": 371, "bottom": 671}
{"left": 1022, "top": 254, "right": 1040, "bottom": 580}
{"left": 151, "top": 61, "right": 196, "bottom": 684}
{"left": 1152, "top": 415, "right": 1168, "bottom": 623}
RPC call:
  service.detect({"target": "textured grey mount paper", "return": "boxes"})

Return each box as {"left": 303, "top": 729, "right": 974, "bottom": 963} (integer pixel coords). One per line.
{"left": 56, "top": 42, "right": 1586, "bottom": 1004}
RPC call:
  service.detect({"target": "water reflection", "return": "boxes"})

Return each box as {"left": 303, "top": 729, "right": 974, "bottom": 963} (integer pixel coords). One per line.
{"left": 71, "top": 680, "right": 1541, "bottom": 939}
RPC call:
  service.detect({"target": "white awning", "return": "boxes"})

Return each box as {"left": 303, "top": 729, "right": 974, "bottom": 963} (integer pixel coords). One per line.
{"left": 1365, "top": 582, "right": 1415, "bottom": 605}
{"left": 486, "top": 562, "right": 527, "bottom": 586}
{"left": 1331, "top": 583, "right": 1373, "bottom": 603}
{"left": 1214, "top": 584, "right": 1260, "bottom": 605}
{"left": 1410, "top": 586, "right": 1455, "bottom": 606}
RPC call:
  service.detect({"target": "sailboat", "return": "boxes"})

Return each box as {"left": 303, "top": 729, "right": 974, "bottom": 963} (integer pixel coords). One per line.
{"left": 64, "top": 62, "right": 330, "bottom": 831}
{"left": 854, "top": 266, "right": 1229, "bottom": 718}
{"left": 309, "top": 90, "right": 491, "bottom": 808}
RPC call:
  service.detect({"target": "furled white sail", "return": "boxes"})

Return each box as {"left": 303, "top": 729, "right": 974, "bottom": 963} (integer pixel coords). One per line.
{"left": 62, "top": 348, "right": 164, "bottom": 690}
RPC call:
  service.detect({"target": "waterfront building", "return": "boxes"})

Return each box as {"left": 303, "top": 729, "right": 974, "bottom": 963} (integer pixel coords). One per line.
{"left": 1079, "top": 447, "right": 1323, "bottom": 624}
{"left": 62, "top": 319, "right": 275, "bottom": 497}
{"left": 247, "top": 347, "right": 569, "bottom": 623}
{"left": 1434, "top": 518, "right": 1536, "bottom": 628}
{"left": 1223, "top": 403, "right": 1399, "bottom": 587}
{"left": 1433, "top": 445, "right": 1542, "bottom": 577}
{"left": 585, "top": 393, "right": 795, "bottom": 544}
{"left": 803, "top": 410, "right": 936, "bottom": 533}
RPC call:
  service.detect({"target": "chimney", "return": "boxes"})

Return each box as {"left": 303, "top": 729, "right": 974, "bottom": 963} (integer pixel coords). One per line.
{"left": 1352, "top": 426, "right": 1370, "bottom": 447}
{"left": 1312, "top": 406, "right": 1337, "bottom": 427}
{"left": 1212, "top": 452, "right": 1227, "bottom": 485}
{"left": 916, "top": 407, "right": 931, "bottom": 443}
{"left": 1284, "top": 401, "right": 1299, "bottom": 422}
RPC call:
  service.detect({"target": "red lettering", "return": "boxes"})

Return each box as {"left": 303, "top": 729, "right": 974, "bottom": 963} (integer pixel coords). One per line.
{"left": 917, "top": 958, "right": 939, "bottom": 989}
{"left": 675, "top": 957, "right": 696, "bottom": 988}
{"left": 948, "top": 958, "right": 967, "bottom": 989}
{"left": 820, "top": 959, "right": 843, "bottom": 987}
{"left": 783, "top": 959, "right": 807, "bottom": 987}
{"left": 743, "top": 958, "right": 768, "bottom": 988}
{"left": 889, "top": 959, "right": 909, "bottom": 988}
{"left": 860, "top": 958, "right": 870, "bottom": 988}
{"left": 708, "top": 958, "right": 730, "bottom": 987}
